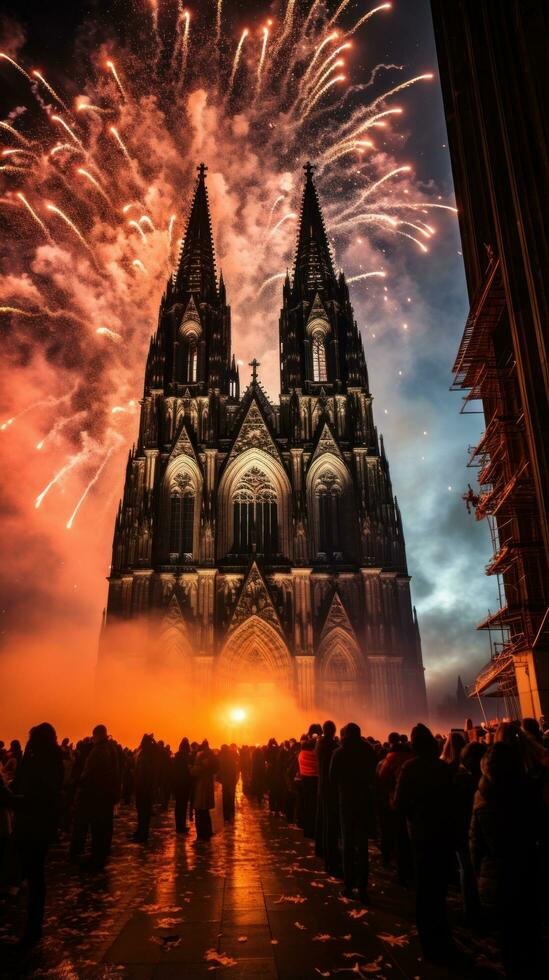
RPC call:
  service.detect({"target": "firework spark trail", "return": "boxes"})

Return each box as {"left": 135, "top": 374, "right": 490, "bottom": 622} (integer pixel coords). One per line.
{"left": 257, "top": 272, "right": 286, "bottom": 296}
{"left": 302, "top": 74, "right": 345, "bottom": 117}
{"left": 308, "top": 60, "right": 346, "bottom": 104}
{"left": 0, "top": 164, "right": 30, "bottom": 174}
{"left": 66, "top": 443, "right": 119, "bottom": 529}
{"left": 36, "top": 410, "right": 87, "bottom": 450}
{"left": 0, "top": 120, "right": 32, "bottom": 146}
{"left": 77, "top": 167, "right": 112, "bottom": 204}
{"left": 0, "top": 306, "right": 41, "bottom": 317}
{"left": 2, "top": 147, "right": 38, "bottom": 161}
{"left": 46, "top": 204, "right": 93, "bottom": 253}
{"left": 132, "top": 259, "right": 148, "bottom": 272}
{"left": 228, "top": 29, "right": 249, "bottom": 95}
{"left": 50, "top": 143, "right": 82, "bottom": 158}
{"left": 0, "top": 52, "right": 32, "bottom": 82}
{"left": 336, "top": 74, "right": 433, "bottom": 143}
{"left": 266, "top": 194, "right": 285, "bottom": 232}
{"left": 51, "top": 115, "right": 85, "bottom": 151}
{"left": 310, "top": 42, "right": 352, "bottom": 92}
{"left": 109, "top": 126, "right": 133, "bottom": 166}
{"left": 35, "top": 449, "right": 89, "bottom": 510}
{"left": 16, "top": 192, "right": 53, "bottom": 240}
{"left": 215, "top": 0, "right": 223, "bottom": 48}
{"left": 139, "top": 215, "right": 155, "bottom": 231}
{"left": 346, "top": 2, "right": 393, "bottom": 38}
{"left": 96, "top": 326, "right": 122, "bottom": 342}
{"left": 296, "top": 31, "right": 338, "bottom": 101}
{"left": 128, "top": 219, "right": 146, "bottom": 241}
{"left": 77, "top": 101, "right": 103, "bottom": 113}
{"left": 273, "top": 0, "right": 297, "bottom": 56}
{"left": 32, "top": 70, "right": 71, "bottom": 113}
{"left": 167, "top": 213, "right": 176, "bottom": 245}
{"left": 268, "top": 212, "right": 297, "bottom": 238}
{"left": 255, "top": 26, "right": 269, "bottom": 96}
{"left": 303, "top": 0, "right": 324, "bottom": 34}
{"left": 106, "top": 59, "right": 126, "bottom": 99}
{"left": 347, "top": 271, "right": 387, "bottom": 283}
{"left": 328, "top": 0, "right": 353, "bottom": 27}
{"left": 177, "top": 10, "right": 191, "bottom": 93}
{"left": 2, "top": 388, "right": 77, "bottom": 432}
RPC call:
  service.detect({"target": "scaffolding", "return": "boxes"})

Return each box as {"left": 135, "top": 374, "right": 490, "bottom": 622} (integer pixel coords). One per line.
{"left": 453, "top": 256, "right": 542, "bottom": 711}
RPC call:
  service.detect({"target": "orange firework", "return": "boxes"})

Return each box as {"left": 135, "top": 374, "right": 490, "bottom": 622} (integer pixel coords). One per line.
{"left": 106, "top": 59, "right": 126, "bottom": 98}
{"left": 76, "top": 167, "right": 112, "bottom": 204}
{"left": 32, "top": 70, "right": 70, "bottom": 112}
{"left": 46, "top": 203, "right": 93, "bottom": 253}
{"left": 16, "top": 192, "right": 52, "bottom": 240}
{"left": 0, "top": 120, "right": 32, "bottom": 146}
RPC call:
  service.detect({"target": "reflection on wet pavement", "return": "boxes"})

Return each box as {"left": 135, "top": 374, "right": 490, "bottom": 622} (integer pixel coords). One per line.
{"left": 0, "top": 787, "right": 500, "bottom": 978}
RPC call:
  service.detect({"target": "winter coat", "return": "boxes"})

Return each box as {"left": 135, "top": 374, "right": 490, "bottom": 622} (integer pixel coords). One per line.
{"left": 376, "top": 749, "right": 410, "bottom": 806}
{"left": 393, "top": 755, "right": 453, "bottom": 848}
{"left": 134, "top": 745, "right": 157, "bottom": 797}
{"left": 13, "top": 745, "right": 63, "bottom": 842}
{"left": 329, "top": 736, "right": 377, "bottom": 831}
{"left": 192, "top": 749, "right": 218, "bottom": 810}
{"left": 217, "top": 751, "right": 238, "bottom": 790}
{"left": 469, "top": 777, "right": 535, "bottom": 908}
{"left": 172, "top": 751, "right": 192, "bottom": 795}
{"left": 78, "top": 738, "right": 120, "bottom": 805}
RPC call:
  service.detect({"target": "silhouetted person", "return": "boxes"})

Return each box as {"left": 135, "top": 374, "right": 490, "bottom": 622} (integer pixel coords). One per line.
{"left": 218, "top": 744, "right": 238, "bottom": 822}
{"left": 470, "top": 742, "right": 542, "bottom": 977}
{"left": 329, "top": 723, "right": 376, "bottom": 903}
{"left": 265, "top": 739, "right": 283, "bottom": 814}
{"left": 315, "top": 720, "right": 339, "bottom": 873}
{"left": 191, "top": 740, "right": 218, "bottom": 841}
{"left": 133, "top": 734, "right": 156, "bottom": 843}
{"left": 172, "top": 738, "right": 192, "bottom": 833}
{"left": 394, "top": 723, "right": 455, "bottom": 965}
{"left": 73, "top": 725, "right": 119, "bottom": 870}
{"left": 250, "top": 746, "right": 265, "bottom": 803}
{"left": 297, "top": 735, "right": 319, "bottom": 839}
{"left": 453, "top": 741, "right": 485, "bottom": 927}
{"left": 13, "top": 723, "right": 63, "bottom": 948}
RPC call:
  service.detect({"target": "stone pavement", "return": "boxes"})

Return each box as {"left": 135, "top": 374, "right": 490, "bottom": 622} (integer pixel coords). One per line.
{"left": 0, "top": 788, "right": 504, "bottom": 979}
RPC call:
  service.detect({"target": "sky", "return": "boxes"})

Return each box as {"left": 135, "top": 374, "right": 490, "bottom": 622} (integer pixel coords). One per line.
{"left": 0, "top": 0, "right": 499, "bottom": 725}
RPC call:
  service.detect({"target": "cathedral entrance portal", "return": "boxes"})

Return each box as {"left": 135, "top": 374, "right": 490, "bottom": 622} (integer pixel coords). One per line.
{"left": 217, "top": 616, "right": 294, "bottom": 700}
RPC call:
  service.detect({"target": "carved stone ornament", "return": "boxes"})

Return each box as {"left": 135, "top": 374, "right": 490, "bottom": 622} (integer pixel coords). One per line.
{"left": 230, "top": 403, "right": 278, "bottom": 461}
{"left": 229, "top": 564, "right": 281, "bottom": 633}
{"left": 171, "top": 472, "right": 193, "bottom": 495}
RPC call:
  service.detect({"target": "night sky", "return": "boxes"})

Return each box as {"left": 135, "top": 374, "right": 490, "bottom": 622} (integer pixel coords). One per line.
{"left": 0, "top": 1, "right": 497, "bottom": 719}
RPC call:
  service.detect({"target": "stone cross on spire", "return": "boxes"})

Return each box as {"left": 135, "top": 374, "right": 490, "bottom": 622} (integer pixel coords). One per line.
{"left": 197, "top": 162, "right": 208, "bottom": 180}
{"left": 249, "top": 358, "right": 260, "bottom": 384}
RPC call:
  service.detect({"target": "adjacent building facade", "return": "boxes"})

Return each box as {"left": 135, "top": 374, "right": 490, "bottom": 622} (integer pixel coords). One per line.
{"left": 101, "top": 162, "right": 427, "bottom": 721}
{"left": 431, "top": 1, "right": 549, "bottom": 717}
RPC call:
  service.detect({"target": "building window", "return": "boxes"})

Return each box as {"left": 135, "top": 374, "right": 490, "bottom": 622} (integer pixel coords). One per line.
{"left": 232, "top": 467, "right": 278, "bottom": 555}
{"left": 316, "top": 470, "right": 342, "bottom": 556}
{"left": 186, "top": 336, "right": 198, "bottom": 382}
{"left": 169, "top": 473, "right": 195, "bottom": 557}
{"left": 312, "top": 332, "right": 327, "bottom": 382}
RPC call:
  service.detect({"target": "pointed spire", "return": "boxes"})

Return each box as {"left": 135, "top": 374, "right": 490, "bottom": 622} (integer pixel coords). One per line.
{"left": 293, "top": 161, "right": 335, "bottom": 293}
{"left": 174, "top": 162, "right": 217, "bottom": 299}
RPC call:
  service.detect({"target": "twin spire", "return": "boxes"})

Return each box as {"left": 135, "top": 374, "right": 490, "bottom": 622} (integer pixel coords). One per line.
{"left": 174, "top": 161, "right": 334, "bottom": 300}
{"left": 174, "top": 162, "right": 217, "bottom": 300}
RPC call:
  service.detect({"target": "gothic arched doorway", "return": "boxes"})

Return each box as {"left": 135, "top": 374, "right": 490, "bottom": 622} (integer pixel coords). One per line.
{"left": 217, "top": 616, "right": 294, "bottom": 700}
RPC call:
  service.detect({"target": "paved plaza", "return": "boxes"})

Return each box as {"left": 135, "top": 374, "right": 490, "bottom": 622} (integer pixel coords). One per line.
{"left": 1, "top": 789, "right": 504, "bottom": 979}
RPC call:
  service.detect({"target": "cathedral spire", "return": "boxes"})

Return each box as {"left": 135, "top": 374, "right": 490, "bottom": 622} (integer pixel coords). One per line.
{"left": 174, "top": 162, "right": 217, "bottom": 300}
{"left": 293, "top": 162, "right": 335, "bottom": 294}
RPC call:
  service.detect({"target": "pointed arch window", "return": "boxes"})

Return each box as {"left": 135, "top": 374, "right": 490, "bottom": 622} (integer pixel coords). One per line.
{"left": 232, "top": 467, "right": 278, "bottom": 555}
{"left": 186, "top": 336, "right": 198, "bottom": 383}
{"left": 312, "top": 331, "right": 327, "bottom": 382}
{"left": 315, "top": 470, "right": 342, "bottom": 556}
{"left": 169, "top": 473, "right": 195, "bottom": 558}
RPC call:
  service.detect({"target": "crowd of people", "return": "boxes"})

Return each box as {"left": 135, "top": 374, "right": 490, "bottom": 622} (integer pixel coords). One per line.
{"left": 1, "top": 716, "right": 548, "bottom": 977}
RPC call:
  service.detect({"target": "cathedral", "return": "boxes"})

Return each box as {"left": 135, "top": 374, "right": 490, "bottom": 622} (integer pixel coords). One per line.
{"left": 102, "top": 162, "right": 427, "bottom": 722}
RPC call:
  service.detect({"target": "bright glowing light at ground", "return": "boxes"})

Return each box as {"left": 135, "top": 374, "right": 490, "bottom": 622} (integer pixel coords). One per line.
{"left": 229, "top": 707, "right": 247, "bottom": 724}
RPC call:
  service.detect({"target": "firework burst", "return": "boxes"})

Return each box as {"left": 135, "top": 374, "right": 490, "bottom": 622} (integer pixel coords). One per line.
{"left": 0, "top": 0, "right": 453, "bottom": 534}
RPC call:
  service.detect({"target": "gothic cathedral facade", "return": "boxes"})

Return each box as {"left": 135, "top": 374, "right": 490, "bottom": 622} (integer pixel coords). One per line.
{"left": 102, "top": 163, "right": 427, "bottom": 721}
